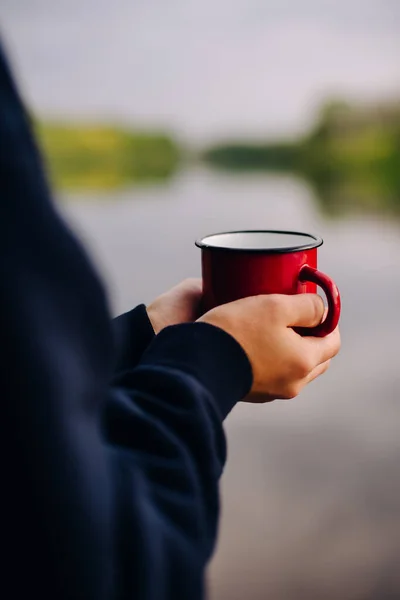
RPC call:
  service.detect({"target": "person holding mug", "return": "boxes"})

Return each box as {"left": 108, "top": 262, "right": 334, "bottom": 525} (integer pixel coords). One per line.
{"left": 1, "top": 39, "right": 340, "bottom": 600}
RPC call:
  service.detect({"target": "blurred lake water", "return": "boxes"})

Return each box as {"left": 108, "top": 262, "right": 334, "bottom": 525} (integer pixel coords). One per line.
{"left": 61, "top": 169, "right": 400, "bottom": 600}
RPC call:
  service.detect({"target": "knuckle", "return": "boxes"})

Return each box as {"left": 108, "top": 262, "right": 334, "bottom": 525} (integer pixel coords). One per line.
{"left": 294, "top": 355, "right": 313, "bottom": 378}
{"left": 334, "top": 331, "right": 342, "bottom": 354}
{"left": 184, "top": 277, "right": 201, "bottom": 287}
{"left": 265, "top": 295, "right": 284, "bottom": 320}
{"left": 327, "top": 328, "right": 341, "bottom": 357}
{"left": 283, "top": 382, "right": 301, "bottom": 400}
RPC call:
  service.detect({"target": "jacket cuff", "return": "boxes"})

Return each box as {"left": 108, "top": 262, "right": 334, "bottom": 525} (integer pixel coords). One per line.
{"left": 139, "top": 322, "right": 253, "bottom": 419}
{"left": 113, "top": 304, "right": 155, "bottom": 373}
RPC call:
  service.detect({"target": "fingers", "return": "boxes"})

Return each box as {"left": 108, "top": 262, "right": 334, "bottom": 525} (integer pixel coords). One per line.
{"left": 171, "top": 279, "right": 203, "bottom": 307}
{"left": 176, "top": 278, "right": 203, "bottom": 295}
{"left": 305, "top": 359, "right": 331, "bottom": 384}
{"left": 283, "top": 294, "right": 325, "bottom": 328}
{"left": 252, "top": 359, "right": 332, "bottom": 402}
{"left": 302, "top": 326, "right": 341, "bottom": 366}
{"left": 276, "top": 359, "right": 331, "bottom": 401}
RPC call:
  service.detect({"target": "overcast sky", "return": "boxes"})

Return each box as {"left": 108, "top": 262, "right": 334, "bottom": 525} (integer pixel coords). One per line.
{"left": 1, "top": 0, "right": 399, "bottom": 141}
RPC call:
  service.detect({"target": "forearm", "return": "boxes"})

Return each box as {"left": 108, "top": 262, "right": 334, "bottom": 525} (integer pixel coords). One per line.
{"left": 105, "top": 323, "right": 252, "bottom": 598}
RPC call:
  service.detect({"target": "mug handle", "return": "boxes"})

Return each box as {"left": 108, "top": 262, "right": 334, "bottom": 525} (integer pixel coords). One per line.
{"left": 297, "top": 265, "right": 341, "bottom": 337}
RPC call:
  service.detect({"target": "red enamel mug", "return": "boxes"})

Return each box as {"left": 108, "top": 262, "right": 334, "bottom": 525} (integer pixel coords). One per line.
{"left": 196, "top": 230, "right": 341, "bottom": 337}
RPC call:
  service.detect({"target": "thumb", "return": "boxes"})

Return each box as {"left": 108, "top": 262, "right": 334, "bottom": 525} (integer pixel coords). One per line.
{"left": 285, "top": 294, "right": 325, "bottom": 328}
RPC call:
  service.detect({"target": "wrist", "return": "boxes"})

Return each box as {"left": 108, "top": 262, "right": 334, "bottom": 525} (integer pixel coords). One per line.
{"left": 146, "top": 305, "right": 161, "bottom": 335}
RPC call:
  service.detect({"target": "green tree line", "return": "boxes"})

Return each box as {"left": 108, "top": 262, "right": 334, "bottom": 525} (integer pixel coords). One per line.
{"left": 203, "top": 100, "right": 400, "bottom": 215}
{"left": 35, "top": 121, "right": 180, "bottom": 192}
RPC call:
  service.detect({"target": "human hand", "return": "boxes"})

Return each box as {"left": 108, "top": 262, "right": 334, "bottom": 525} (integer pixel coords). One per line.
{"left": 198, "top": 294, "right": 341, "bottom": 402}
{"left": 147, "top": 278, "right": 203, "bottom": 334}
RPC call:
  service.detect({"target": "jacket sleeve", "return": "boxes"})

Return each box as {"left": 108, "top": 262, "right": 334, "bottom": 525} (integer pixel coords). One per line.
{"left": 105, "top": 323, "right": 252, "bottom": 600}
{"left": 112, "top": 304, "right": 155, "bottom": 373}
{"left": 0, "top": 41, "right": 253, "bottom": 600}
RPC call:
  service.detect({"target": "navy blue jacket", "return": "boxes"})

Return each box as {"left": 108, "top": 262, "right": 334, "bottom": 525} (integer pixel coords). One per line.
{"left": 0, "top": 44, "right": 252, "bottom": 599}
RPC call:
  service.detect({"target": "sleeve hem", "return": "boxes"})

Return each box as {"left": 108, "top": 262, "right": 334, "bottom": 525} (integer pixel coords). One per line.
{"left": 113, "top": 304, "right": 155, "bottom": 372}
{"left": 139, "top": 322, "right": 253, "bottom": 419}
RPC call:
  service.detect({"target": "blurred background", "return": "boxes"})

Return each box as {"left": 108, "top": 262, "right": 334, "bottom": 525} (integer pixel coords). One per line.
{"left": 1, "top": 1, "right": 400, "bottom": 598}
